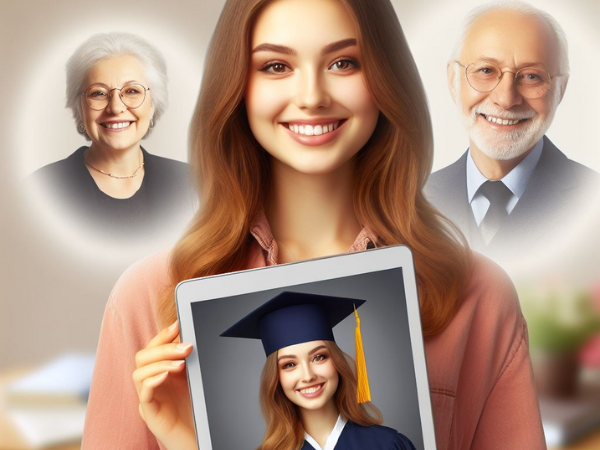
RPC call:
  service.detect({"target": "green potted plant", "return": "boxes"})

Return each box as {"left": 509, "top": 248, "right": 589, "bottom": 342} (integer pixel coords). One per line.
{"left": 520, "top": 284, "right": 600, "bottom": 398}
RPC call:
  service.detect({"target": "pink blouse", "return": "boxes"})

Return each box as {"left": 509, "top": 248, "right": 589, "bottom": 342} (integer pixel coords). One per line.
{"left": 82, "top": 216, "right": 546, "bottom": 449}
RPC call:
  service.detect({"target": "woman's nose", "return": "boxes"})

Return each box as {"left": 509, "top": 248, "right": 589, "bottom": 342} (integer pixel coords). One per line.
{"left": 300, "top": 362, "right": 316, "bottom": 382}
{"left": 106, "top": 89, "right": 127, "bottom": 114}
{"left": 294, "top": 68, "right": 331, "bottom": 111}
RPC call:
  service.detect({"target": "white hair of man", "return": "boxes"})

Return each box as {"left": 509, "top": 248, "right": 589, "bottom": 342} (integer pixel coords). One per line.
{"left": 451, "top": 0, "right": 570, "bottom": 75}
{"left": 65, "top": 32, "right": 169, "bottom": 139}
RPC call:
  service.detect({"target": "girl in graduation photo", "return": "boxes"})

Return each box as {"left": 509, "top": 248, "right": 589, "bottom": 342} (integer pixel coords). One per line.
{"left": 221, "top": 291, "right": 417, "bottom": 450}
{"left": 82, "top": 0, "right": 546, "bottom": 449}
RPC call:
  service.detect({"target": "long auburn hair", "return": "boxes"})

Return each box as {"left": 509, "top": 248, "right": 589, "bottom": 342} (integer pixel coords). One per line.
{"left": 160, "top": 0, "right": 471, "bottom": 336}
{"left": 259, "top": 341, "right": 382, "bottom": 450}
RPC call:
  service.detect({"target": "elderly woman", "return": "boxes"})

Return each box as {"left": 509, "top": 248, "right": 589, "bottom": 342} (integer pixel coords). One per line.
{"left": 30, "top": 32, "right": 194, "bottom": 244}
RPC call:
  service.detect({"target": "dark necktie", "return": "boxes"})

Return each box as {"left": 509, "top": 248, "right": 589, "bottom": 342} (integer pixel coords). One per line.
{"left": 478, "top": 180, "right": 512, "bottom": 246}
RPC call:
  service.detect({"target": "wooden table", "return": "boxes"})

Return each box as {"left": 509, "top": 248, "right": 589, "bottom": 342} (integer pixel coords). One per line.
{"left": 545, "top": 373, "right": 600, "bottom": 450}
{"left": 549, "top": 430, "right": 600, "bottom": 450}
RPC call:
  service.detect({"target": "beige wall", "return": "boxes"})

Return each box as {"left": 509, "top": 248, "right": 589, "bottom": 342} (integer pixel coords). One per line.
{"left": 1, "top": 0, "right": 598, "bottom": 369}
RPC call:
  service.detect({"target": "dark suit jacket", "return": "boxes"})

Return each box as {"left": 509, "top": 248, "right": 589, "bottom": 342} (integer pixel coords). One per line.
{"left": 424, "top": 136, "right": 599, "bottom": 261}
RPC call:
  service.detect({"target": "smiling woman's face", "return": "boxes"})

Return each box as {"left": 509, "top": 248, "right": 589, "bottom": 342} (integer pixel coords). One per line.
{"left": 277, "top": 340, "right": 339, "bottom": 411}
{"left": 81, "top": 55, "right": 154, "bottom": 153}
{"left": 245, "top": 0, "right": 380, "bottom": 176}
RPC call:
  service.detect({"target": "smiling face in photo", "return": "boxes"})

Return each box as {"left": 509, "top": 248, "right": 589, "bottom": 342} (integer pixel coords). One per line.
{"left": 452, "top": 9, "right": 565, "bottom": 161}
{"left": 277, "top": 340, "right": 339, "bottom": 411}
{"left": 81, "top": 55, "right": 154, "bottom": 154}
{"left": 245, "top": 0, "right": 380, "bottom": 176}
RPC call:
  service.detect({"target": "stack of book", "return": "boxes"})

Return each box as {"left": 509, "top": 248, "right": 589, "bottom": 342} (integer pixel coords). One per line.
{"left": 1, "top": 353, "right": 95, "bottom": 449}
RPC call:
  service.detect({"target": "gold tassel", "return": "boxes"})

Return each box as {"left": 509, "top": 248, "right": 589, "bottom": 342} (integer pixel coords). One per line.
{"left": 354, "top": 304, "right": 371, "bottom": 403}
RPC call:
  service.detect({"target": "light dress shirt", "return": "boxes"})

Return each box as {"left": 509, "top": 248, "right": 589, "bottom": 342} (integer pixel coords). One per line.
{"left": 467, "top": 138, "right": 543, "bottom": 225}
{"left": 304, "top": 415, "right": 348, "bottom": 450}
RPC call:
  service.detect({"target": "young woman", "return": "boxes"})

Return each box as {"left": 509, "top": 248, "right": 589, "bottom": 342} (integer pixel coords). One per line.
{"left": 82, "top": 0, "right": 546, "bottom": 449}
{"left": 220, "top": 291, "right": 418, "bottom": 450}
{"left": 265, "top": 339, "right": 415, "bottom": 450}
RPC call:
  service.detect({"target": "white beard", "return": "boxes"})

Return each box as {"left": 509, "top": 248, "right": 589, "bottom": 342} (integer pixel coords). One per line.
{"left": 455, "top": 77, "right": 561, "bottom": 161}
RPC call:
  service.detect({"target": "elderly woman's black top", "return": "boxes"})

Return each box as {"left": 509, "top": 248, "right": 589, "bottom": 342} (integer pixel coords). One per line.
{"left": 29, "top": 146, "right": 195, "bottom": 244}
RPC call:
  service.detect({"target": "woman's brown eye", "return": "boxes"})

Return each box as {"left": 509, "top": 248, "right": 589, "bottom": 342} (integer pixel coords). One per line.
{"left": 261, "top": 62, "right": 290, "bottom": 74}
{"left": 271, "top": 63, "right": 286, "bottom": 73}
{"left": 329, "top": 59, "right": 358, "bottom": 71}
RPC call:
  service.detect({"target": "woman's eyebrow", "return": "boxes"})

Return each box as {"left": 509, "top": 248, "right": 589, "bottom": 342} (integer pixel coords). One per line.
{"left": 277, "top": 345, "right": 327, "bottom": 362}
{"left": 321, "top": 38, "right": 356, "bottom": 55}
{"left": 251, "top": 38, "right": 357, "bottom": 56}
{"left": 87, "top": 80, "right": 142, "bottom": 88}
{"left": 252, "top": 43, "right": 296, "bottom": 55}
{"left": 308, "top": 345, "right": 327, "bottom": 355}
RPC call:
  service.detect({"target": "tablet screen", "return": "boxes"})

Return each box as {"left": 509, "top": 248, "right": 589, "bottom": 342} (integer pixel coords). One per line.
{"left": 176, "top": 246, "right": 435, "bottom": 450}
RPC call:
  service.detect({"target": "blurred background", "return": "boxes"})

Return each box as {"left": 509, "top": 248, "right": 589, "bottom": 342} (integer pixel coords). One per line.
{"left": 0, "top": 0, "right": 598, "bottom": 449}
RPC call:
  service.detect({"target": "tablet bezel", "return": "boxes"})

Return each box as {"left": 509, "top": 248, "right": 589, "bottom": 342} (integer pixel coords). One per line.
{"left": 176, "top": 244, "right": 436, "bottom": 450}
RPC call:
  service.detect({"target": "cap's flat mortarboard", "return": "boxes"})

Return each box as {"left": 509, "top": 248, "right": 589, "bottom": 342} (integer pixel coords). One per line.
{"left": 221, "top": 291, "right": 373, "bottom": 403}
{"left": 220, "top": 291, "right": 365, "bottom": 356}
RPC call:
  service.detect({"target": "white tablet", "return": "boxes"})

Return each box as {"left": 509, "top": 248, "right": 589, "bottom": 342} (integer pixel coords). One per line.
{"left": 176, "top": 245, "right": 436, "bottom": 450}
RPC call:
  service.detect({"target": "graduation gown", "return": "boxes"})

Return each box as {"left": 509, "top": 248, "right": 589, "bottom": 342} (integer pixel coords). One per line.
{"left": 300, "top": 421, "right": 417, "bottom": 450}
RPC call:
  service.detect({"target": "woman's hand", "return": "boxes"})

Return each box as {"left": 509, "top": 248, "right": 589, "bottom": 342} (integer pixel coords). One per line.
{"left": 133, "top": 321, "right": 197, "bottom": 450}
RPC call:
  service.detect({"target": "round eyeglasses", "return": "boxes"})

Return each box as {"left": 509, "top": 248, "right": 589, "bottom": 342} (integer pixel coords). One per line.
{"left": 81, "top": 83, "right": 150, "bottom": 110}
{"left": 455, "top": 60, "right": 561, "bottom": 99}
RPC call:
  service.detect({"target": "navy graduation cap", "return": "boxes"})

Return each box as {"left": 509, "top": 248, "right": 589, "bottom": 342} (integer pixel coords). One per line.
{"left": 221, "top": 291, "right": 373, "bottom": 403}
{"left": 220, "top": 291, "right": 365, "bottom": 356}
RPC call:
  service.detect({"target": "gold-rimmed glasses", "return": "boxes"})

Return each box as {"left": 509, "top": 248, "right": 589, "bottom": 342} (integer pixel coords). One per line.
{"left": 454, "top": 60, "right": 562, "bottom": 99}
{"left": 81, "top": 83, "right": 150, "bottom": 110}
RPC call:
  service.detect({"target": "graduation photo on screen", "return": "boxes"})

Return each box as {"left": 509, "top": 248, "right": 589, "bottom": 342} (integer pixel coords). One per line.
{"left": 187, "top": 265, "right": 427, "bottom": 450}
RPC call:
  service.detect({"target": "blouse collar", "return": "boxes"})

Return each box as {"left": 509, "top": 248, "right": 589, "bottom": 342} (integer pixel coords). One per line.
{"left": 249, "top": 211, "right": 378, "bottom": 265}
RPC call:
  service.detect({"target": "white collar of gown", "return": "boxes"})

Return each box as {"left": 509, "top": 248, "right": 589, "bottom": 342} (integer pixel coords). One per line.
{"left": 304, "top": 415, "right": 348, "bottom": 450}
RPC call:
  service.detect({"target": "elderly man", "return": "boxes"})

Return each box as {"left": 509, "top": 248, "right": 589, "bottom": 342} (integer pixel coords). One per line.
{"left": 425, "top": 2, "right": 598, "bottom": 262}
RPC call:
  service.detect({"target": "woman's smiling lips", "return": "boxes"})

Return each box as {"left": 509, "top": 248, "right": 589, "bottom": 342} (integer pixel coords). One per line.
{"left": 101, "top": 120, "right": 134, "bottom": 131}
{"left": 296, "top": 382, "right": 325, "bottom": 398}
{"left": 281, "top": 119, "right": 346, "bottom": 146}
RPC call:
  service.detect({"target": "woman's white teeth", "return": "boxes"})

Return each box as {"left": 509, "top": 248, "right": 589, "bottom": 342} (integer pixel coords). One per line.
{"left": 290, "top": 122, "right": 338, "bottom": 136}
{"left": 485, "top": 115, "right": 521, "bottom": 126}
{"left": 103, "top": 122, "right": 131, "bottom": 129}
{"left": 300, "top": 385, "right": 322, "bottom": 394}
